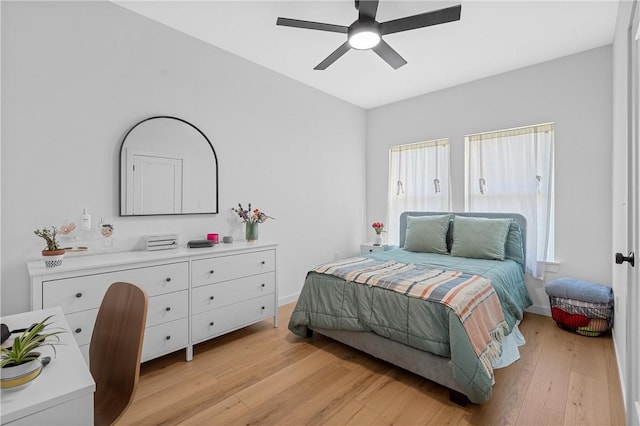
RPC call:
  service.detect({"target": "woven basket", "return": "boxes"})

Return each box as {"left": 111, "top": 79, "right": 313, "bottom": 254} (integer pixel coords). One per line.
{"left": 549, "top": 295, "right": 613, "bottom": 336}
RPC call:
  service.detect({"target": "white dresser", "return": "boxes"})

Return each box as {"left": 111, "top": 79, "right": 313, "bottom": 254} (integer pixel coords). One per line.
{"left": 27, "top": 241, "right": 278, "bottom": 363}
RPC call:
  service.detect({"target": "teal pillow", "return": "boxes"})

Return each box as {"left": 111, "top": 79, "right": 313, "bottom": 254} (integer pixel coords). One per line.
{"left": 505, "top": 221, "right": 525, "bottom": 266}
{"left": 404, "top": 214, "right": 451, "bottom": 254}
{"left": 450, "top": 216, "right": 512, "bottom": 260}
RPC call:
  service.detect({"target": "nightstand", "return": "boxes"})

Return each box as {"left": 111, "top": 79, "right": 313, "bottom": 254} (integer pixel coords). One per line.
{"left": 361, "top": 243, "right": 392, "bottom": 254}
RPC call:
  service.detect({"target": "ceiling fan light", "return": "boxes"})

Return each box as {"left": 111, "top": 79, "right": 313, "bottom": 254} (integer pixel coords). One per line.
{"left": 349, "top": 30, "right": 380, "bottom": 49}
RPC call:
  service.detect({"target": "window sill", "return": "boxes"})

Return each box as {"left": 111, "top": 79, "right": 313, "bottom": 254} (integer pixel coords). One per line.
{"left": 544, "top": 260, "right": 561, "bottom": 273}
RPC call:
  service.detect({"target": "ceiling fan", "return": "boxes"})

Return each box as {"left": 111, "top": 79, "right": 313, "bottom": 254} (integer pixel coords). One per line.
{"left": 276, "top": 1, "right": 462, "bottom": 70}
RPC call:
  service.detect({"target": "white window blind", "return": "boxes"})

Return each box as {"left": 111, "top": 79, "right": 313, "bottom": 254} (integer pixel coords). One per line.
{"left": 465, "top": 123, "right": 555, "bottom": 278}
{"left": 387, "top": 139, "right": 451, "bottom": 245}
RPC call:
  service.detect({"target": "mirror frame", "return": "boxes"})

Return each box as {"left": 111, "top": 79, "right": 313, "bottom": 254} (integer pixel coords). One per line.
{"left": 118, "top": 115, "right": 219, "bottom": 216}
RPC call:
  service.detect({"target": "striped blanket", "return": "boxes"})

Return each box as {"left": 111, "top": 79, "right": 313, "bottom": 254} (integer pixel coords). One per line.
{"left": 314, "top": 257, "right": 509, "bottom": 378}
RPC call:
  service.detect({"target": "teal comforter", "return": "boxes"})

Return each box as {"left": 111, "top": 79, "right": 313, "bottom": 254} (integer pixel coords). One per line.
{"left": 288, "top": 248, "right": 532, "bottom": 403}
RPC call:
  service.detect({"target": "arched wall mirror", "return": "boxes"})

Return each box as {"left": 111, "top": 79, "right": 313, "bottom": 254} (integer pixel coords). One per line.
{"left": 119, "top": 116, "right": 219, "bottom": 216}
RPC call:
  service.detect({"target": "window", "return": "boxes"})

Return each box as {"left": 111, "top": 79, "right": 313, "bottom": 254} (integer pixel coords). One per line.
{"left": 465, "top": 123, "right": 555, "bottom": 278}
{"left": 387, "top": 139, "right": 451, "bottom": 244}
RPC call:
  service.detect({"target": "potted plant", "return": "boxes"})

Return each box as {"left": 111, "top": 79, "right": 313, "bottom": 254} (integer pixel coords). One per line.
{"left": 34, "top": 226, "right": 65, "bottom": 268}
{"left": 1, "top": 316, "right": 64, "bottom": 390}
{"left": 232, "top": 203, "right": 275, "bottom": 242}
{"left": 372, "top": 222, "right": 386, "bottom": 246}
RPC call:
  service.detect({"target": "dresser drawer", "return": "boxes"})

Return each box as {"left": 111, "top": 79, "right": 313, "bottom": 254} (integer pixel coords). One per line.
{"left": 141, "top": 317, "right": 188, "bottom": 362}
{"left": 131, "top": 262, "right": 188, "bottom": 296}
{"left": 147, "top": 290, "right": 188, "bottom": 327}
{"left": 191, "top": 294, "right": 275, "bottom": 343}
{"left": 42, "top": 279, "right": 109, "bottom": 315}
{"left": 65, "top": 309, "right": 98, "bottom": 347}
{"left": 191, "top": 272, "right": 275, "bottom": 315}
{"left": 191, "top": 250, "right": 275, "bottom": 287}
{"left": 42, "top": 262, "right": 188, "bottom": 314}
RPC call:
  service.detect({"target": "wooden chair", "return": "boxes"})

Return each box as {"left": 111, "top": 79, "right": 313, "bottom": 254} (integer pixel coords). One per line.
{"left": 90, "top": 282, "right": 148, "bottom": 426}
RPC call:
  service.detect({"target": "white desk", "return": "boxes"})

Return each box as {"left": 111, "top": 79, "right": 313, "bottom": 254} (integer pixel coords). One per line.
{"left": 1, "top": 307, "right": 95, "bottom": 425}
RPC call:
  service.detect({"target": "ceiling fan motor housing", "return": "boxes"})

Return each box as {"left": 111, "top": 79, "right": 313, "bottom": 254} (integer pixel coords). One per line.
{"left": 348, "top": 19, "right": 381, "bottom": 50}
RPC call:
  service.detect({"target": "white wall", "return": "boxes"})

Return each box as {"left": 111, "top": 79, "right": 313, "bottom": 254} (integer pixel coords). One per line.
{"left": 366, "top": 46, "right": 613, "bottom": 313}
{"left": 1, "top": 1, "right": 367, "bottom": 314}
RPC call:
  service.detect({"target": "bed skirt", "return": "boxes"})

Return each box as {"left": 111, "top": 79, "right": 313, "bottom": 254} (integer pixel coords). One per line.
{"left": 310, "top": 321, "right": 524, "bottom": 404}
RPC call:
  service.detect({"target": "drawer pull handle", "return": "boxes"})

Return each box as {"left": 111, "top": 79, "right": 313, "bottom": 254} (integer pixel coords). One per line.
{"left": 261, "top": 283, "right": 266, "bottom": 288}
{"left": 166, "top": 277, "right": 171, "bottom": 282}
{"left": 209, "top": 321, "right": 214, "bottom": 326}
{"left": 209, "top": 270, "right": 215, "bottom": 274}
{"left": 165, "top": 307, "right": 171, "bottom": 312}
{"left": 261, "top": 306, "right": 265, "bottom": 310}
{"left": 209, "top": 296, "right": 215, "bottom": 300}
{"left": 75, "top": 328, "right": 82, "bottom": 334}
{"left": 75, "top": 292, "right": 82, "bottom": 298}
{"left": 165, "top": 336, "right": 171, "bottom": 340}
{"left": 261, "top": 261, "right": 266, "bottom": 265}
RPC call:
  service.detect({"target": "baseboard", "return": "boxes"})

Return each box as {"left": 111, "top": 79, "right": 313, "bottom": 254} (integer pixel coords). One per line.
{"left": 525, "top": 304, "right": 551, "bottom": 317}
{"left": 612, "top": 331, "right": 628, "bottom": 417}
{"left": 279, "top": 292, "right": 300, "bottom": 306}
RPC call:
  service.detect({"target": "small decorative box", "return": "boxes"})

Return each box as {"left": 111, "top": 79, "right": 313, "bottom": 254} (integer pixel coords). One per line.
{"left": 143, "top": 234, "right": 179, "bottom": 251}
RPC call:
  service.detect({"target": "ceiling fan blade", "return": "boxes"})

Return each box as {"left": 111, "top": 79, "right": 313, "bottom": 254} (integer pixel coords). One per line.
{"left": 372, "top": 40, "right": 407, "bottom": 69}
{"left": 380, "top": 4, "right": 461, "bottom": 35}
{"left": 277, "top": 17, "right": 348, "bottom": 33}
{"left": 357, "top": 0, "right": 379, "bottom": 21}
{"left": 314, "top": 41, "right": 351, "bottom": 70}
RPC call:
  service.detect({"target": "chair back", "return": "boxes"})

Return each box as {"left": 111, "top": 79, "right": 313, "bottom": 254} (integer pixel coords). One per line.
{"left": 90, "top": 282, "right": 148, "bottom": 426}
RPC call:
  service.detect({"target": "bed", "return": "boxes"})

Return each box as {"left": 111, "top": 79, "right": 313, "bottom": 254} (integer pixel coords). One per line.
{"left": 288, "top": 211, "right": 532, "bottom": 404}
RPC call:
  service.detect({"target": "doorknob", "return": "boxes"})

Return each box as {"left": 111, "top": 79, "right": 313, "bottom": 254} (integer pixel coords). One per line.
{"left": 615, "top": 252, "right": 635, "bottom": 267}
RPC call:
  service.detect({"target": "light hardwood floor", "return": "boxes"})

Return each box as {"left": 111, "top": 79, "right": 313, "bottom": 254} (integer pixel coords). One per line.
{"left": 118, "top": 303, "right": 625, "bottom": 425}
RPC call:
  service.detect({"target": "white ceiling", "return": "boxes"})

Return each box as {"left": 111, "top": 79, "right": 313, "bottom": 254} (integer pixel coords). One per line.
{"left": 115, "top": 0, "right": 620, "bottom": 109}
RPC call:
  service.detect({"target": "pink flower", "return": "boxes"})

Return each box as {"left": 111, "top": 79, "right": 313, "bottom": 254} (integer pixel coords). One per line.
{"left": 232, "top": 203, "right": 275, "bottom": 224}
{"left": 372, "top": 222, "right": 385, "bottom": 234}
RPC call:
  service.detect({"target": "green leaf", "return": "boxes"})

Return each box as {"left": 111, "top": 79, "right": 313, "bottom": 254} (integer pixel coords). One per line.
{"left": 0, "top": 315, "right": 66, "bottom": 367}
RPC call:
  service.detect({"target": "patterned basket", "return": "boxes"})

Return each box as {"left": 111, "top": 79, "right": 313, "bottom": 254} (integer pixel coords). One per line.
{"left": 42, "top": 250, "right": 65, "bottom": 268}
{"left": 549, "top": 296, "right": 613, "bottom": 336}
{"left": 44, "top": 256, "right": 64, "bottom": 268}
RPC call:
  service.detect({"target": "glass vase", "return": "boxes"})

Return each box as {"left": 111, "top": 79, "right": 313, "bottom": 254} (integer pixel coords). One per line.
{"left": 374, "top": 233, "right": 384, "bottom": 246}
{"left": 246, "top": 222, "right": 259, "bottom": 242}
{"left": 100, "top": 220, "right": 114, "bottom": 248}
